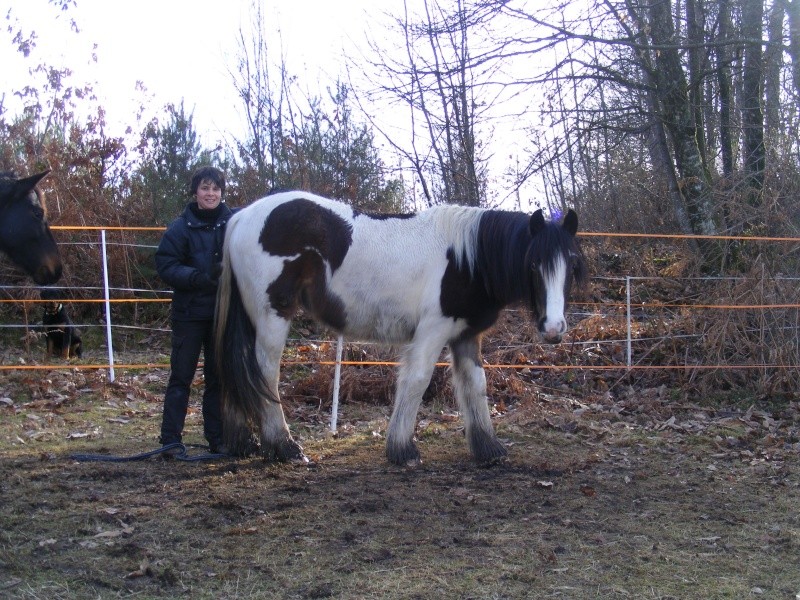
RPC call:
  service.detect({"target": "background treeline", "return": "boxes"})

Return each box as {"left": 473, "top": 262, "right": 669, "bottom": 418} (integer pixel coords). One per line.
{"left": 1, "top": 1, "right": 799, "bottom": 326}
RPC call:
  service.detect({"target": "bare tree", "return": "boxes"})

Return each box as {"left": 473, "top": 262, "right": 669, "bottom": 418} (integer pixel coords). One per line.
{"left": 229, "top": 2, "right": 403, "bottom": 209}
{"left": 741, "top": 0, "right": 766, "bottom": 199}
{"left": 228, "top": 0, "right": 294, "bottom": 198}
{"left": 716, "top": 0, "right": 737, "bottom": 179}
{"left": 644, "top": 0, "right": 721, "bottom": 238}
{"left": 782, "top": 0, "right": 800, "bottom": 97}
{"left": 764, "top": 0, "right": 785, "bottom": 161}
{"left": 490, "top": 0, "right": 800, "bottom": 266}
{"left": 359, "top": 0, "right": 500, "bottom": 206}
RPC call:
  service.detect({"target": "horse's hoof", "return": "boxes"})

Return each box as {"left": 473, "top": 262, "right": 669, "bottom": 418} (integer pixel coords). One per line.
{"left": 478, "top": 454, "right": 509, "bottom": 468}
{"left": 258, "top": 438, "right": 305, "bottom": 463}
{"left": 289, "top": 453, "right": 310, "bottom": 465}
{"left": 471, "top": 436, "right": 508, "bottom": 465}
{"left": 386, "top": 441, "right": 421, "bottom": 467}
{"left": 277, "top": 439, "right": 307, "bottom": 463}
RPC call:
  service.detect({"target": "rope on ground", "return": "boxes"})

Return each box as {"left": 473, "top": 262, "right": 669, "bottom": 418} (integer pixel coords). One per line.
{"left": 69, "top": 442, "right": 230, "bottom": 463}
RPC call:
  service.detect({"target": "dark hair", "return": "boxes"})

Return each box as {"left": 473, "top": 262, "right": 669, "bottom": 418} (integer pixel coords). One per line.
{"left": 189, "top": 166, "right": 226, "bottom": 197}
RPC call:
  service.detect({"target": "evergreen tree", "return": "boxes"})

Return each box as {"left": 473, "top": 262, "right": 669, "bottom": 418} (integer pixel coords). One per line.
{"left": 132, "top": 102, "right": 219, "bottom": 225}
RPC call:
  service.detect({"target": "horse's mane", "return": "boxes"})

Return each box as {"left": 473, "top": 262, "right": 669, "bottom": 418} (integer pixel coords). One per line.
{"left": 422, "top": 206, "right": 567, "bottom": 305}
{"left": 528, "top": 218, "right": 581, "bottom": 277}
{"left": 473, "top": 211, "right": 534, "bottom": 304}
{"left": 366, "top": 203, "right": 584, "bottom": 309}
{"left": 471, "top": 209, "right": 585, "bottom": 307}
{"left": 425, "top": 205, "right": 484, "bottom": 272}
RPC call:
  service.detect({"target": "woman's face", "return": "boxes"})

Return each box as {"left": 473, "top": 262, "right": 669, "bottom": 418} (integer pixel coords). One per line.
{"left": 195, "top": 178, "right": 222, "bottom": 210}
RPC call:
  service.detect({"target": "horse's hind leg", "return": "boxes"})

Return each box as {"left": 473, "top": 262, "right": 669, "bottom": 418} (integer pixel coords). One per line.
{"left": 450, "top": 337, "right": 507, "bottom": 464}
{"left": 253, "top": 314, "right": 307, "bottom": 463}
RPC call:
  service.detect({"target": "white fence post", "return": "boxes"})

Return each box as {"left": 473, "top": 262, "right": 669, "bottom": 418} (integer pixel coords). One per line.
{"left": 626, "top": 275, "right": 632, "bottom": 369}
{"left": 330, "top": 335, "right": 344, "bottom": 433}
{"left": 100, "top": 229, "right": 115, "bottom": 382}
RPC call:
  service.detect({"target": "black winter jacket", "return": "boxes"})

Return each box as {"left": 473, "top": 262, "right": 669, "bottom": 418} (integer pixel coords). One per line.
{"left": 155, "top": 202, "right": 236, "bottom": 321}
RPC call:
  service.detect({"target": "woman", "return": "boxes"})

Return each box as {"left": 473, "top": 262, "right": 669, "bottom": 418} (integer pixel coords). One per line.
{"left": 155, "top": 166, "right": 235, "bottom": 456}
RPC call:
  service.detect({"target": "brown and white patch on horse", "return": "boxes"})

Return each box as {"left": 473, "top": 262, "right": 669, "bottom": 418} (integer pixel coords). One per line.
{"left": 259, "top": 198, "right": 353, "bottom": 329}
{"left": 259, "top": 198, "right": 352, "bottom": 268}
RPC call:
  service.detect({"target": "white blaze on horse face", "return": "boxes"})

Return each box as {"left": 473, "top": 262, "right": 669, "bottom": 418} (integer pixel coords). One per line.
{"left": 540, "top": 254, "right": 568, "bottom": 343}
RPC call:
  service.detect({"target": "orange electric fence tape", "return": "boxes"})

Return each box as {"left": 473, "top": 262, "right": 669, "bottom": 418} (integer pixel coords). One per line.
{"left": 48, "top": 224, "right": 800, "bottom": 243}
{"left": 6, "top": 299, "right": 799, "bottom": 310}
{"left": 1, "top": 362, "right": 799, "bottom": 372}
{"left": 49, "top": 226, "right": 166, "bottom": 231}
{"left": 1, "top": 226, "right": 797, "bottom": 373}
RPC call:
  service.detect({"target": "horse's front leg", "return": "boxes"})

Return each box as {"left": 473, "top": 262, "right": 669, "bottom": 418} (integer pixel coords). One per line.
{"left": 450, "top": 337, "right": 507, "bottom": 464}
{"left": 386, "top": 324, "right": 450, "bottom": 466}
{"left": 253, "top": 315, "right": 307, "bottom": 463}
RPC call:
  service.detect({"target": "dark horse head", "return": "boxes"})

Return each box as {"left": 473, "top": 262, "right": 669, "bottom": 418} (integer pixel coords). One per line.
{"left": 525, "top": 208, "right": 587, "bottom": 343}
{"left": 0, "top": 171, "right": 62, "bottom": 285}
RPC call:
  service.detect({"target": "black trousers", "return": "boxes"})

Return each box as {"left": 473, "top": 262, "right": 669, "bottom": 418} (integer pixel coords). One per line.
{"left": 159, "top": 318, "right": 223, "bottom": 447}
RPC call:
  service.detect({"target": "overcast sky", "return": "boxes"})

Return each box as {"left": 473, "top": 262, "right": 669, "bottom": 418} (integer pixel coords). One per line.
{"left": 3, "top": 0, "right": 393, "bottom": 145}
{"left": 4, "top": 0, "right": 551, "bottom": 209}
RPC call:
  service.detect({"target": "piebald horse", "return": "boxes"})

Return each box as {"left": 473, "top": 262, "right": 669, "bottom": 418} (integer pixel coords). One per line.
{"left": 215, "top": 192, "right": 586, "bottom": 465}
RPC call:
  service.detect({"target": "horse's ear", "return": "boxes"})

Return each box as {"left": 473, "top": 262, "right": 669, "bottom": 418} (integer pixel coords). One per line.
{"left": 529, "top": 209, "right": 546, "bottom": 236}
{"left": 14, "top": 171, "right": 50, "bottom": 198}
{"left": 562, "top": 209, "right": 578, "bottom": 236}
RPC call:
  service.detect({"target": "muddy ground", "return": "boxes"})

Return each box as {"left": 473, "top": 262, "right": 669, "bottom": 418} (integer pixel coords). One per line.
{"left": 1, "top": 342, "right": 799, "bottom": 600}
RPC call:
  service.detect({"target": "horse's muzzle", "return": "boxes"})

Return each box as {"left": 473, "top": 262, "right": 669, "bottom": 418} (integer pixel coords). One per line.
{"left": 34, "top": 262, "right": 63, "bottom": 285}
{"left": 539, "top": 317, "right": 567, "bottom": 344}
{"left": 541, "top": 332, "right": 563, "bottom": 344}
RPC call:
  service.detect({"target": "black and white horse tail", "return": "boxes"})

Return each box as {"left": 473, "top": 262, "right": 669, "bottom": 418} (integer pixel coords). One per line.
{"left": 216, "top": 239, "right": 271, "bottom": 454}
{"left": 215, "top": 222, "right": 306, "bottom": 461}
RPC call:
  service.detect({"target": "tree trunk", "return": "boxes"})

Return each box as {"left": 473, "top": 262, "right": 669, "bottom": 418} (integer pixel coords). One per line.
{"left": 716, "top": 0, "right": 735, "bottom": 179}
{"left": 685, "top": 0, "right": 707, "bottom": 159}
{"left": 741, "top": 0, "right": 766, "bottom": 201}
{"left": 646, "top": 86, "right": 697, "bottom": 245}
{"left": 647, "top": 0, "right": 718, "bottom": 234}
{"left": 764, "top": 2, "right": 784, "bottom": 169}
{"left": 783, "top": 0, "right": 800, "bottom": 98}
